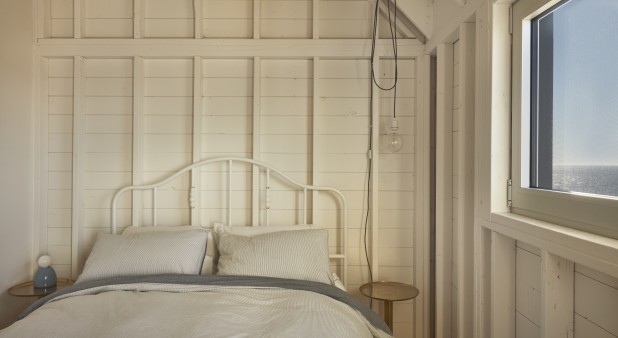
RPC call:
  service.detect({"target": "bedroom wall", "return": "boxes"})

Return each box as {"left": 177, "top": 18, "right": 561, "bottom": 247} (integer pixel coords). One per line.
{"left": 34, "top": 0, "right": 422, "bottom": 336}
{"left": 0, "top": 0, "right": 36, "bottom": 328}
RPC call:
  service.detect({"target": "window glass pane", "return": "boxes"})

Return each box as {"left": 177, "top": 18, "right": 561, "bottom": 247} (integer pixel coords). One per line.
{"left": 532, "top": 0, "right": 618, "bottom": 198}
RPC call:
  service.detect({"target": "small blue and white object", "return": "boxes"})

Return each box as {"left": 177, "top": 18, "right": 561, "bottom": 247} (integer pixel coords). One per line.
{"left": 34, "top": 255, "right": 57, "bottom": 289}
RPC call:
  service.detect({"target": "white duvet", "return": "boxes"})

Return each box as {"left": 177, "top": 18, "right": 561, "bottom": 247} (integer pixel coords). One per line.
{"left": 1, "top": 283, "right": 393, "bottom": 338}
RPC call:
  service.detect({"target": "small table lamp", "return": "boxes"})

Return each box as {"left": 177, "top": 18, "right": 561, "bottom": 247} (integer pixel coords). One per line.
{"left": 34, "top": 255, "right": 57, "bottom": 289}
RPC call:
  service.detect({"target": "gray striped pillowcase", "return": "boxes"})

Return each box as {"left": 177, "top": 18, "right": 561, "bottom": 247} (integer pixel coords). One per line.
{"left": 216, "top": 229, "right": 333, "bottom": 285}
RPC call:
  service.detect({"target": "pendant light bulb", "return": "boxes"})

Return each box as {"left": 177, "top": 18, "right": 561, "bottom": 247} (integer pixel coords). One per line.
{"left": 388, "top": 118, "right": 404, "bottom": 153}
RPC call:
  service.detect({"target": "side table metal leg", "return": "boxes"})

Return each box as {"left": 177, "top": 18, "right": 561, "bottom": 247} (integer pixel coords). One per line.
{"left": 385, "top": 300, "right": 394, "bottom": 331}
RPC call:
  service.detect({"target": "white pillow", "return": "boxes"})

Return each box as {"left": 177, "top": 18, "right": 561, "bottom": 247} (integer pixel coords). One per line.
{"left": 216, "top": 229, "right": 333, "bottom": 285}
{"left": 77, "top": 230, "right": 208, "bottom": 283}
{"left": 122, "top": 226, "right": 215, "bottom": 275}
{"left": 211, "top": 223, "right": 321, "bottom": 274}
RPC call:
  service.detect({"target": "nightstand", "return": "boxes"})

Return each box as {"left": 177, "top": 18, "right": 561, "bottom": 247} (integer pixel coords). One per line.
{"left": 8, "top": 278, "right": 74, "bottom": 298}
{"left": 360, "top": 281, "right": 419, "bottom": 330}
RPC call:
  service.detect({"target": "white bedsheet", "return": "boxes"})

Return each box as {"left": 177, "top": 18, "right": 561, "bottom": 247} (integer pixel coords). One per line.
{"left": 1, "top": 283, "right": 393, "bottom": 338}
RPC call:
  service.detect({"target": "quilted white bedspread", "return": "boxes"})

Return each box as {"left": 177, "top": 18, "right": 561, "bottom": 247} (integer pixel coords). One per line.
{"left": 1, "top": 281, "right": 393, "bottom": 338}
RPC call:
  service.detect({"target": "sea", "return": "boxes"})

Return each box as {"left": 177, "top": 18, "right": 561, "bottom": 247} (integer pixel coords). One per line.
{"left": 552, "top": 165, "right": 618, "bottom": 198}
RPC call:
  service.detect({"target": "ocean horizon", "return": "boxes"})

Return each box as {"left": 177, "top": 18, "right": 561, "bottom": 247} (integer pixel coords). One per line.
{"left": 553, "top": 165, "right": 618, "bottom": 198}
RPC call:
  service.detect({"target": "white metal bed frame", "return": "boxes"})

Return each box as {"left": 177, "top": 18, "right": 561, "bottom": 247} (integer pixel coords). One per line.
{"left": 110, "top": 157, "right": 348, "bottom": 283}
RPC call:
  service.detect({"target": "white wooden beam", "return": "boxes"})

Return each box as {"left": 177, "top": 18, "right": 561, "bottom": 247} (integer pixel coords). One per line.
{"left": 312, "top": 0, "right": 319, "bottom": 39}
{"left": 35, "top": 39, "right": 425, "bottom": 58}
{"left": 254, "top": 0, "right": 261, "bottom": 39}
{"left": 252, "top": 57, "right": 261, "bottom": 226}
{"left": 415, "top": 53, "right": 432, "bottom": 338}
{"left": 541, "top": 251, "right": 575, "bottom": 338}
{"left": 191, "top": 56, "right": 202, "bottom": 226}
{"left": 71, "top": 56, "right": 85, "bottom": 278}
{"left": 36, "top": 57, "right": 50, "bottom": 273}
{"left": 490, "top": 231, "right": 516, "bottom": 338}
{"left": 475, "top": 224, "right": 492, "bottom": 338}
{"left": 132, "top": 56, "right": 144, "bottom": 228}
{"left": 38, "top": 0, "right": 50, "bottom": 39}
{"left": 312, "top": 56, "right": 319, "bottom": 224}
{"left": 370, "top": 51, "right": 380, "bottom": 282}
{"left": 134, "top": 0, "right": 142, "bottom": 39}
{"left": 435, "top": 42, "right": 454, "bottom": 338}
{"left": 193, "top": 0, "right": 202, "bottom": 39}
{"left": 73, "top": 0, "right": 82, "bottom": 38}
{"left": 456, "top": 22, "right": 475, "bottom": 338}
{"left": 474, "top": 3, "right": 493, "bottom": 336}
{"left": 490, "top": 3, "right": 512, "bottom": 214}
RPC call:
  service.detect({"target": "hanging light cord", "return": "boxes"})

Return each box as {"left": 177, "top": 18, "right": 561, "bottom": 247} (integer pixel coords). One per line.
{"left": 363, "top": 0, "right": 401, "bottom": 293}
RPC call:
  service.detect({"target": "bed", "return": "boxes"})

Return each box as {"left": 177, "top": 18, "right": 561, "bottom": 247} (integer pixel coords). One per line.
{"left": 1, "top": 157, "right": 393, "bottom": 338}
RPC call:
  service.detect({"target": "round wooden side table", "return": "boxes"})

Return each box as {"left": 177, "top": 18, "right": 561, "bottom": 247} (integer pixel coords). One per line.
{"left": 360, "top": 281, "right": 419, "bottom": 331}
{"left": 8, "top": 278, "right": 74, "bottom": 299}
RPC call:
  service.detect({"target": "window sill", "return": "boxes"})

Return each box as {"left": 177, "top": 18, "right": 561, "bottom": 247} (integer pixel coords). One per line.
{"left": 480, "top": 212, "right": 618, "bottom": 279}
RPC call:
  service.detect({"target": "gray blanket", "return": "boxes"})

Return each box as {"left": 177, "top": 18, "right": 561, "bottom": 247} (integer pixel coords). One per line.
{"left": 18, "top": 274, "right": 392, "bottom": 335}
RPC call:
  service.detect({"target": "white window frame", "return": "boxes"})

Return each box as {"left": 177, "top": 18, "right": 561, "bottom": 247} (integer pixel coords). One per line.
{"left": 511, "top": 0, "right": 618, "bottom": 240}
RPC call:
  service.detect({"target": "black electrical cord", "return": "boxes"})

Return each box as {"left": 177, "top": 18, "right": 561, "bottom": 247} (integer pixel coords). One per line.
{"left": 363, "top": 0, "right": 400, "bottom": 296}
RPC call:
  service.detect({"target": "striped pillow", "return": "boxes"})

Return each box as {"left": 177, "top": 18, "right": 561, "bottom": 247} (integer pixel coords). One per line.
{"left": 216, "top": 229, "right": 333, "bottom": 285}
{"left": 76, "top": 231, "right": 208, "bottom": 283}
{"left": 122, "top": 226, "right": 215, "bottom": 275}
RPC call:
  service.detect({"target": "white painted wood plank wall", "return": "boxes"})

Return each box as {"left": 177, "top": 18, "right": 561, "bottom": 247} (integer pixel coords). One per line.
{"left": 35, "top": 1, "right": 423, "bottom": 336}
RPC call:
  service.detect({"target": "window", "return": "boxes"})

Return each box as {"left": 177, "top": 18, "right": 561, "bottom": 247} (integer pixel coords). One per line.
{"left": 512, "top": 0, "right": 618, "bottom": 238}
{"left": 530, "top": 0, "right": 618, "bottom": 197}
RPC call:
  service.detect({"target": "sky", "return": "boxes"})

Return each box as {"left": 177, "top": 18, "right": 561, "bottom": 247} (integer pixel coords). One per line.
{"left": 551, "top": 0, "right": 618, "bottom": 165}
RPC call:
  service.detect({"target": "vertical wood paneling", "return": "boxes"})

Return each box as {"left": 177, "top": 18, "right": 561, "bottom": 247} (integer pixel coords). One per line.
{"left": 436, "top": 43, "right": 454, "bottom": 338}
{"left": 193, "top": 0, "right": 202, "bottom": 38}
{"left": 191, "top": 56, "right": 203, "bottom": 225}
{"left": 134, "top": 0, "right": 142, "bottom": 38}
{"left": 73, "top": 0, "right": 81, "bottom": 38}
{"left": 252, "top": 57, "right": 261, "bottom": 225}
{"left": 456, "top": 23, "right": 475, "bottom": 338}
{"left": 132, "top": 57, "right": 144, "bottom": 227}
{"left": 541, "top": 251, "right": 574, "bottom": 338}
{"left": 491, "top": 232, "right": 516, "bottom": 338}
{"left": 71, "top": 56, "right": 84, "bottom": 277}
{"left": 451, "top": 40, "right": 460, "bottom": 338}
{"left": 312, "top": 56, "right": 319, "bottom": 224}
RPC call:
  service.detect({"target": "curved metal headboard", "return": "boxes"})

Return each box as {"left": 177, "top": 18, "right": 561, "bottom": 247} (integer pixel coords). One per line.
{"left": 110, "top": 157, "right": 348, "bottom": 283}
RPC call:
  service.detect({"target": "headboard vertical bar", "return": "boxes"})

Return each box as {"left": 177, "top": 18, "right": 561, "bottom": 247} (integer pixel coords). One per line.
{"left": 265, "top": 169, "right": 270, "bottom": 226}
{"left": 228, "top": 160, "right": 232, "bottom": 226}
{"left": 152, "top": 187, "right": 157, "bottom": 226}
